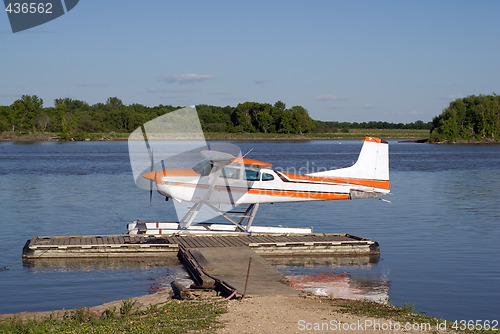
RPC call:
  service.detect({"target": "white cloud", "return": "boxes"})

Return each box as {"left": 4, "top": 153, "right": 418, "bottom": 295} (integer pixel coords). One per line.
{"left": 159, "top": 73, "right": 215, "bottom": 84}
{"left": 255, "top": 79, "right": 272, "bottom": 86}
{"left": 314, "top": 95, "right": 351, "bottom": 101}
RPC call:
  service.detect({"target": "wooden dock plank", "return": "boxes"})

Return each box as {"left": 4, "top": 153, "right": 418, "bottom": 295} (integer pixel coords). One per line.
{"left": 204, "top": 237, "right": 220, "bottom": 248}
{"left": 111, "top": 236, "right": 120, "bottom": 246}
{"left": 177, "top": 237, "right": 195, "bottom": 249}
{"left": 222, "top": 237, "right": 237, "bottom": 247}
{"left": 195, "top": 237, "right": 211, "bottom": 248}
{"left": 229, "top": 237, "right": 247, "bottom": 247}
{"left": 208, "top": 236, "right": 224, "bottom": 248}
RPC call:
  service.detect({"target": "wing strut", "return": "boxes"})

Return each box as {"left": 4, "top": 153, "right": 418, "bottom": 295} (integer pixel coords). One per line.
{"left": 178, "top": 202, "right": 260, "bottom": 233}
{"left": 176, "top": 160, "right": 261, "bottom": 233}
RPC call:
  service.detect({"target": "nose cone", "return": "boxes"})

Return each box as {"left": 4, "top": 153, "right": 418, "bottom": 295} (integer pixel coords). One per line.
{"left": 142, "top": 171, "right": 156, "bottom": 181}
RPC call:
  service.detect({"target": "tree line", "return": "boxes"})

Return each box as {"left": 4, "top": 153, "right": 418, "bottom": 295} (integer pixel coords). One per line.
{"left": 0, "top": 95, "right": 431, "bottom": 140}
{"left": 430, "top": 94, "right": 500, "bottom": 142}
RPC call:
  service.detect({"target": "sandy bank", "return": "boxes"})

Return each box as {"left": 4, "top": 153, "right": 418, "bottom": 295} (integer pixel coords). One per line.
{"left": 0, "top": 291, "right": 460, "bottom": 334}
{"left": 217, "top": 294, "right": 459, "bottom": 334}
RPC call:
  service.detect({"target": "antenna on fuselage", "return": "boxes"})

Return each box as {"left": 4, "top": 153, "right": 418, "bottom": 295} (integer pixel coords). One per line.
{"left": 242, "top": 148, "right": 253, "bottom": 158}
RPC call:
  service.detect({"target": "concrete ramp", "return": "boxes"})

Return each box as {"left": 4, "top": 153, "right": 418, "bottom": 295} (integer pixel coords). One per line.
{"left": 180, "top": 246, "right": 297, "bottom": 297}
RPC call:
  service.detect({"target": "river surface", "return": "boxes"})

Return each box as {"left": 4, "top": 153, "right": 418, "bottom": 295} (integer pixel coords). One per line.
{"left": 0, "top": 140, "right": 499, "bottom": 321}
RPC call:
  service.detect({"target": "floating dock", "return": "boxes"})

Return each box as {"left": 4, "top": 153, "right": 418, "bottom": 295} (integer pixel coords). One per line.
{"left": 22, "top": 229, "right": 380, "bottom": 297}
{"left": 22, "top": 233, "right": 379, "bottom": 259}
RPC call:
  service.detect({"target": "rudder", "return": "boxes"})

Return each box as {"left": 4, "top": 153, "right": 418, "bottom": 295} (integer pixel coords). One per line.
{"left": 307, "top": 136, "right": 389, "bottom": 185}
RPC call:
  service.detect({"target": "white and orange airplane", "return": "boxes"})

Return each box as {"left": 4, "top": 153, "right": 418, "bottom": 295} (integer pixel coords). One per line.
{"left": 140, "top": 136, "right": 389, "bottom": 233}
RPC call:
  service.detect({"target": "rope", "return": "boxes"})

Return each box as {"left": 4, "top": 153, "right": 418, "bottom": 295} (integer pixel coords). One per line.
{"left": 1, "top": 246, "right": 52, "bottom": 272}
{"left": 200, "top": 289, "right": 237, "bottom": 305}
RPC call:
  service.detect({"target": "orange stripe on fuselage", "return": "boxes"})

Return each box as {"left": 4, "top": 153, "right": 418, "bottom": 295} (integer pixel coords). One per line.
{"left": 247, "top": 188, "right": 350, "bottom": 200}
{"left": 159, "top": 181, "right": 350, "bottom": 200}
{"left": 281, "top": 173, "right": 390, "bottom": 190}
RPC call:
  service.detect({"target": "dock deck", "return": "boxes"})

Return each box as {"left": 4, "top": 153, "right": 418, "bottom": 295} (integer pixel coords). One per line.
{"left": 22, "top": 233, "right": 379, "bottom": 259}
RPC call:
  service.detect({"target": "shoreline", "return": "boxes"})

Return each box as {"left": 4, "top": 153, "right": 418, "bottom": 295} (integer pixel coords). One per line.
{"left": 0, "top": 292, "right": 461, "bottom": 334}
{"left": 2, "top": 135, "right": 498, "bottom": 144}
{"left": 2, "top": 130, "right": 430, "bottom": 142}
{"left": 3, "top": 130, "right": 498, "bottom": 143}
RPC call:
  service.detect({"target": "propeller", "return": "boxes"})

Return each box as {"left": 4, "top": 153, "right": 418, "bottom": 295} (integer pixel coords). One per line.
{"left": 141, "top": 125, "right": 155, "bottom": 206}
{"left": 149, "top": 149, "right": 154, "bottom": 206}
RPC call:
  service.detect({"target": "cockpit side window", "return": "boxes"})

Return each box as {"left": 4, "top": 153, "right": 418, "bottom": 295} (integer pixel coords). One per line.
{"left": 222, "top": 167, "right": 240, "bottom": 179}
{"left": 261, "top": 173, "right": 274, "bottom": 181}
{"left": 192, "top": 159, "right": 213, "bottom": 176}
{"left": 244, "top": 169, "right": 260, "bottom": 181}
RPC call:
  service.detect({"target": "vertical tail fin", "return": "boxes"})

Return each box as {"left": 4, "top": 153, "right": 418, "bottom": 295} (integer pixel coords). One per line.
{"left": 307, "top": 137, "right": 389, "bottom": 184}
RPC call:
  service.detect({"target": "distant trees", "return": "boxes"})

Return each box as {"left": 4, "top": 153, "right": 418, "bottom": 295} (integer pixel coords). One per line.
{"left": 10, "top": 95, "right": 44, "bottom": 132}
{"left": 312, "top": 119, "right": 431, "bottom": 133}
{"left": 227, "top": 101, "right": 314, "bottom": 134}
{"left": 0, "top": 95, "right": 435, "bottom": 140}
{"left": 430, "top": 94, "right": 500, "bottom": 142}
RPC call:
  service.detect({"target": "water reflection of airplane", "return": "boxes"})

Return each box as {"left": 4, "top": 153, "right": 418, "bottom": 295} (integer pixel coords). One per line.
{"left": 141, "top": 137, "right": 389, "bottom": 232}
{"left": 288, "top": 271, "right": 390, "bottom": 303}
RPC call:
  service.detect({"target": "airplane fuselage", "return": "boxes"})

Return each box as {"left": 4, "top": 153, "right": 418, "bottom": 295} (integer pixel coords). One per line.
{"left": 142, "top": 137, "right": 390, "bottom": 206}
{"left": 152, "top": 166, "right": 389, "bottom": 205}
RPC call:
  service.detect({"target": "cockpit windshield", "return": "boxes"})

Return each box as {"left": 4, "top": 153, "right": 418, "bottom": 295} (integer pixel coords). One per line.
{"left": 192, "top": 159, "right": 213, "bottom": 176}
{"left": 192, "top": 159, "right": 272, "bottom": 181}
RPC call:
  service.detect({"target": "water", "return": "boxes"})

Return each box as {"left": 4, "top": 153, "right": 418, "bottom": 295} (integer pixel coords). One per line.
{"left": 0, "top": 140, "right": 499, "bottom": 321}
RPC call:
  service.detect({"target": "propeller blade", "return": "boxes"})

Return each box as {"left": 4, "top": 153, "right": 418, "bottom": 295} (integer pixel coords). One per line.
{"left": 140, "top": 124, "right": 155, "bottom": 206}
{"left": 149, "top": 179, "right": 153, "bottom": 204}
{"left": 149, "top": 150, "right": 154, "bottom": 206}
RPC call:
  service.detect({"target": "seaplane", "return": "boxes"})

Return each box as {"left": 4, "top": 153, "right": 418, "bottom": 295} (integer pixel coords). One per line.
{"left": 127, "top": 107, "right": 389, "bottom": 235}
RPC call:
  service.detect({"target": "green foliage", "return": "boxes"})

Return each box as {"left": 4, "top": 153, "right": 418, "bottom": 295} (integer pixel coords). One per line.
{"left": 0, "top": 299, "right": 227, "bottom": 334}
{"left": 72, "top": 307, "right": 89, "bottom": 322}
{"left": 430, "top": 94, "right": 500, "bottom": 142}
{"left": 312, "top": 120, "right": 431, "bottom": 133}
{"left": 120, "top": 299, "right": 136, "bottom": 315}
{"left": 10, "top": 95, "right": 44, "bottom": 132}
{"left": 290, "top": 105, "right": 314, "bottom": 134}
{"left": 102, "top": 306, "right": 117, "bottom": 319}
{"left": 0, "top": 95, "right": 436, "bottom": 140}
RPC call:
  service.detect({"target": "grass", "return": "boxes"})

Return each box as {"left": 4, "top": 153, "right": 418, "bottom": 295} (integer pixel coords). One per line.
{"left": 335, "top": 299, "right": 498, "bottom": 334}
{"left": 0, "top": 299, "right": 227, "bottom": 334}
{"left": 1, "top": 129, "right": 430, "bottom": 142}
{"left": 204, "top": 129, "right": 429, "bottom": 140}
{"left": 1, "top": 296, "right": 496, "bottom": 333}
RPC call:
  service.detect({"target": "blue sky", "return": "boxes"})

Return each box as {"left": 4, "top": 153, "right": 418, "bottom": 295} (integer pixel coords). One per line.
{"left": 1, "top": 0, "right": 499, "bottom": 122}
